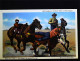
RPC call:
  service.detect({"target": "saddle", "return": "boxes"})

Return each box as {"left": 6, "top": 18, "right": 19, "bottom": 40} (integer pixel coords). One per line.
{"left": 14, "top": 28, "right": 22, "bottom": 34}
{"left": 13, "top": 23, "right": 28, "bottom": 34}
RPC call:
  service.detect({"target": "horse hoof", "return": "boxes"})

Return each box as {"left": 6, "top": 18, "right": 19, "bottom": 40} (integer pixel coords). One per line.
{"left": 35, "top": 54, "right": 38, "bottom": 57}
{"left": 21, "top": 52, "right": 24, "bottom": 55}
{"left": 67, "top": 50, "right": 70, "bottom": 53}
{"left": 68, "top": 51, "right": 70, "bottom": 53}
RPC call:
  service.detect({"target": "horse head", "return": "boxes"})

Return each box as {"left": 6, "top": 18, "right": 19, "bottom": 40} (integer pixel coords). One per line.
{"left": 33, "top": 19, "right": 42, "bottom": 29}
{"left": 60, "top": 18, "right": 67, "bottom": 27}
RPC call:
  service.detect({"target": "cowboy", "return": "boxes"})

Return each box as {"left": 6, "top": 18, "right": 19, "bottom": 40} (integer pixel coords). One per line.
{"left": 60, "top": 18, "right": 67, "bottom": 42}
{"left": 48, "top": 13, "right": 58, "bottom": 30}
{"left": 14, "top": 19, "right": 20, "bottom": 34}
{"left": 14, "top": 19, "right": 19, "bottom": 28}
{"left": 35, "top": 26, "right": 61, "bottom": 41}
{"left": 14, "top": 19, "right": 29, "bottom": 36}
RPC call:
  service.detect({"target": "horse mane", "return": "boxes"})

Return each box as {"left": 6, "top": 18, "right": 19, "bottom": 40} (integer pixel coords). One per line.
{"left": 23, "top": 20, "right": 35, "bottom": 34}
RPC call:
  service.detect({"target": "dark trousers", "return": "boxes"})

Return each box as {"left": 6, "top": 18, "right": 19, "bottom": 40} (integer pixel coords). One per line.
{"left": 35, "top": 32, "right": 50, "bottom": 41}
{"left": 51, "top": 24, "right": 56, "bottom": 30}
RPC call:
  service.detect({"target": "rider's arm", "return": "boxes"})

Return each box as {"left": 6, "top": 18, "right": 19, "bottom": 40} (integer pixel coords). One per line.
{"left": 48, "top": 18, "right": 53, "bottom": 24}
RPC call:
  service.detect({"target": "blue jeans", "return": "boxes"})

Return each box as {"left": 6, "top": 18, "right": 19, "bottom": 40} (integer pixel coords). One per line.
{"left": 51, "top": 24, "right": 56, "bottom": 30}
{"left": 35, "top": 32, "right": 50, "bottom": 41}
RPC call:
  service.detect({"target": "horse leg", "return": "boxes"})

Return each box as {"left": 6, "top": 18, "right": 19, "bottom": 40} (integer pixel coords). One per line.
{"left": 49, "top": 47, "right": 52, "bottom": 56}
{"left": 19, "top": 41, "right": 26, "bottom": 55}
{"left": 10, "top": 38, "right": 17, "bottom": 53}
{"left": 65, "top": 40, "right": 70, "bottom": 53}
{"left": 61, "top": 43, "right": 70, "bottom": 53}
{"left": 34, "top": 47, "right": 37, "bottom": 56}
{"left": 17, "top": 40, "right": 21, "bottom": 52}
{"left": 61, "top": 33, "right": 70, "bottom": 53}
{"left": 65, "top": 40, "right": 69, "bottom": 50}
{"left": 44, "top": 45, "right": 49, "bottom": 53}
{"left": 64, "top": 34, "right": 70, "bottom": 52}
{"left": 32, "top": 42, "right": 38, "bottom": 56}
{"left": 22, "top": 41, "right": 26, "bottom": 51}
{"left": 10, "top": 38, "right": 13, "bottom": 46}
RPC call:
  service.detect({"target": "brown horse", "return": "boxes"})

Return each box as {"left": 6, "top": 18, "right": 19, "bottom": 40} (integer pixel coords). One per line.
{"left": 7, "top": 19, "right": 42, "bottom": 54}
{"left": 32, "top": 26, "right": 70, "bottom": 56}
{"left": 7, "top": 23, "right": 28, "bottom": 52}
{"left": 20, "top": 19, "right": 42, "bottom": 54}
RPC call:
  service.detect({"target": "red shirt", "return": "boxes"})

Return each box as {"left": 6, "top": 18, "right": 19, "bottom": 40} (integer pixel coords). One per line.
{"left": 50, "top": 28, "right": 60, "bottom": 38}
{"left": 14, "top": 23, "right": 18, "bottom": 27}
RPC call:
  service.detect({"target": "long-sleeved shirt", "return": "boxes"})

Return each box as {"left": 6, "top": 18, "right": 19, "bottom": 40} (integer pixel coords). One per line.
{"left": 48, "top": 18, "right": 58, "bottom": 25}
{"left": 14, "top": 23, "right": 18, "bottom": 27}
{"left": 50, "top": 28, "right": 60, "bottom": 38}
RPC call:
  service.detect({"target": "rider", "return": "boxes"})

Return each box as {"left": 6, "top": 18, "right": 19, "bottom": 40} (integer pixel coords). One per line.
{"left": 14, "top": 19, "right": 19, "bottom": 28}
{"left": 14, "top": 19, "right": 29, "bottom": 38}
{"left": 14, "top": 19, "right": 19, "bottom": 33}
{"left": 48, "top": 13, "right": 58, "bottom": 30}
{"left": 35, "top": 26, "right": 61, "bottom": 41}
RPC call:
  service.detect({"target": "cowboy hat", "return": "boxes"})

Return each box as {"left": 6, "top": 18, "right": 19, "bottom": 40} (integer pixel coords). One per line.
{"left": 15, "top": 19, "right": 19, "bottom": 22}
{"left": 52, "top": 13, "right": 57, "bottom": 16}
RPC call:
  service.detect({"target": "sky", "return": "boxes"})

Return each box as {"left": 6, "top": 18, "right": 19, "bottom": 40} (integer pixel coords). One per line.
{"left": 3, "top": 12, "right": 75, "bottom": 30}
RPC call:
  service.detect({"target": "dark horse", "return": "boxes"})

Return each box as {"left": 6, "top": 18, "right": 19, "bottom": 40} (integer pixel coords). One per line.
{"left": 32, "top": 26, "right": 70, "bottom": 56}
{"left": 7, "top": 19, "right": 42, "bottom": 54}
{"left": 60, "top": 18, "right": 70, "bottom": 53}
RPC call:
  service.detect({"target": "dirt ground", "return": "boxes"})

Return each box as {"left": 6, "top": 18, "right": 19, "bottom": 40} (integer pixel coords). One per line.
{"left": 3, "top": 29, "right": 76, "bottom": 57}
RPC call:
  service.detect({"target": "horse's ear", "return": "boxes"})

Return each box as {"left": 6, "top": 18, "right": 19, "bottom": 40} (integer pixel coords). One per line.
{"left": 33, "top": 19, "right": 38, "bottom": 22}
{"left": 26, "top": 23, "right": 28, "bottom": 25}
{"left": 35, "top": 19, "right": 38, "bottom": 21}
{"left": 33, "top": 19, "right": 37, "bottom": 21}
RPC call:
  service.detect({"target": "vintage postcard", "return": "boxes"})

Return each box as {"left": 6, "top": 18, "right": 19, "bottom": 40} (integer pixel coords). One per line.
{"left": 0, "top": 9, "right": 78, "bottom": 59}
